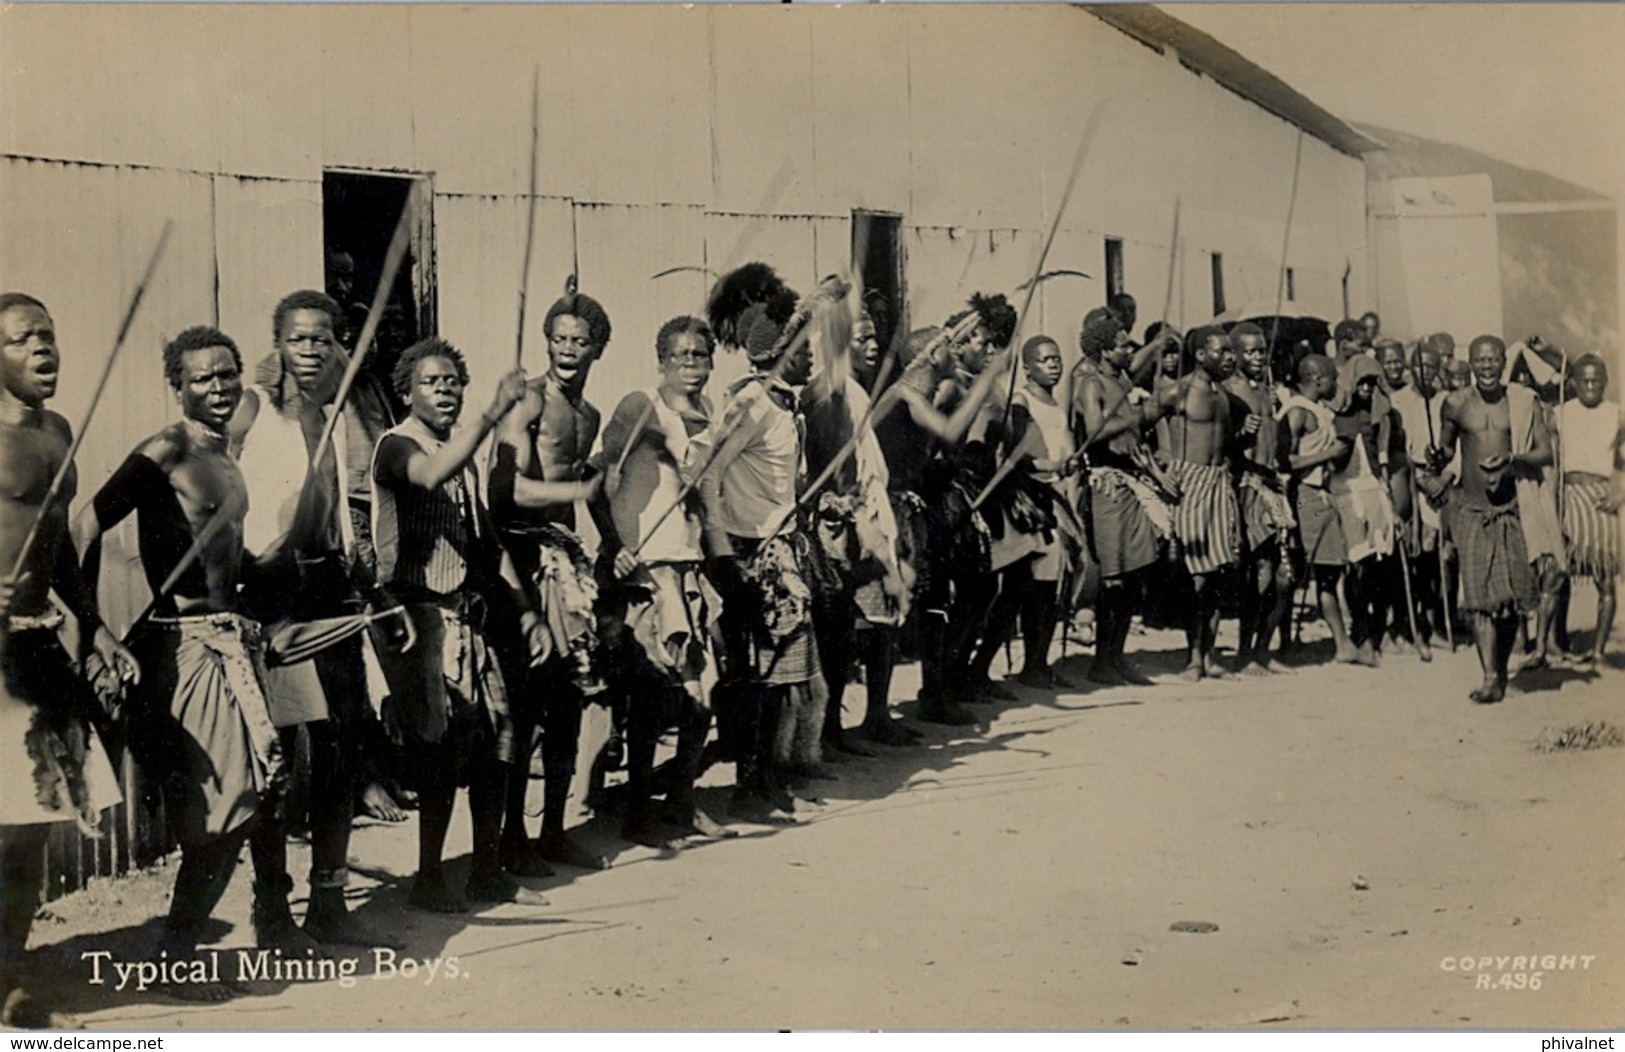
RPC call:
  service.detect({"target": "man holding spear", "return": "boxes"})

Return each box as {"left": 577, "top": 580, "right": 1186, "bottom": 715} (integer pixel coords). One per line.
{"left": 695, "top": 263, "right": 820, "bottom": 823}
{"left": 1, "top": 293, "right": 135, "bottom": 1027}
{"left": 230, "top": 289, "right": 408, "bottom": 951}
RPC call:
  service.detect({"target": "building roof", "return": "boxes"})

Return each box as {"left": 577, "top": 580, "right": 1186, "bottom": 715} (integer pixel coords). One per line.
{"left": 1355, "top": 122, "right": 1611, "bottom": 204}
{"left": 1082, "top": 4, "right": 1382, "bottom": 158}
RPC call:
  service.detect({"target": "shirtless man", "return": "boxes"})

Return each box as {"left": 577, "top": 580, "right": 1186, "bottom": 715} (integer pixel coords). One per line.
{"left": 1424, "top": 335, "right": 1551, "bottom": 703}
{"left": 592, "top": 315, "right": 726, "bottom": 845}
{"left": 1556, "top": 354, "right": 1623, "bottom": 665}
{"left": 230, "top": 289, "right": 405, "bottom": 952}
{"left": 1223, "top": 322, "right": 1295, "bottom": 675}
{"left": 1161, "top": 326, "right": 1246, "bottom": 681}
{"left": 800, "top": 304, "right": 906, "bottom": 759}
{"left": 370, "top": 338, "right": 539, "bottom": 910}
{"left": 872, "top": 325, "right": 1010, "bottom": 727}
{"left": 489, "top": 289, "right": 611, "bottom": 874}
{"left": 0, "top": 293, "right": 135, "bottom": 1026}
{"left": 849, "top": 313, "right": 927, "bottom": 744}
{"left": 1077, "top": 309, "right": 1178, "bottom": 685}
{"left": 77, "top": 327, "right": 285, "bottom": 998}
{"left": 1278, "top": 353, "right": 1360, "bottom": 666}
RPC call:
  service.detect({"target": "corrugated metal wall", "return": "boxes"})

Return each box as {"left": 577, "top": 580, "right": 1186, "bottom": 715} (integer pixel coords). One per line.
{"left": 1, "top": 2, "right": 1370, "bottom": 898}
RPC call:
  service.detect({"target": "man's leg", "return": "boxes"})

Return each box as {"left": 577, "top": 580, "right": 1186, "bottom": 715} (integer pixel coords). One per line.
{"left": 300, "top": 687, "right": 405, "bottom": 949}
{"left": 1530, "top": 557, "right": 1564, "bottom": 667}
{"left": 1016, "top": 578, "right": 1068, "bottom": 689}
{"left": 816, "top": 604, "right": 872, "bottom": 758}
{"left": 969, "top": 568, "right": 1022, "bottom": 697}
{"left": 466, "top": 749, "right": 549, "bottom": 905}
{"left": 1180, "top": 569, "right": 1208, "bottom": 682}
{"left": 0, "top": 824, "right": 71, "bottom": 1027}
{"left": 500, "top": 692, "right": 550, "bottom": 877}
{"left": 1344, "top": 560, "right": 1380, "bottom": 666}
{"left": 407, "top": 739, "right": 465, "bottom": 914}
{"left": 855, "top": 625, "right": 916, "bottom": 744}
{"left": 158, "top": 821, "right": 257, "bottom": 1000}
{"left": 1315, "top": 565, "right": 1358, "bottom": 664}
{"left": 1200, "top": 569, "right": 1230, "bottom": 678}
{"left": 247, "top": 727, "right": 328, "bottom": 957}
{"left": 1593, "top": 575, "right": 1618, "bottom": 664}
{"left": 538, "top": 678, "right": 607, "bottom": 870}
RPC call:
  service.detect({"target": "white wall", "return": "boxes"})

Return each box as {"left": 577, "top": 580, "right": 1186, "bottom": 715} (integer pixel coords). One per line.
{"left": 1, "top": 3, "right": 1369, "bottom": 616}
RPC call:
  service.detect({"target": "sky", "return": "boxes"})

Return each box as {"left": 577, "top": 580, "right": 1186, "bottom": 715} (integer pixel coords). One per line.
{"left": 1169, "top": 2, "right": 1625, "bottom": 200}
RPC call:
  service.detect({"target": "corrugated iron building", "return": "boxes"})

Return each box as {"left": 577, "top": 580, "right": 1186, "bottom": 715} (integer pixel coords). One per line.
{"left": 1, "top": 3, "right": 1375, "bottom": 895}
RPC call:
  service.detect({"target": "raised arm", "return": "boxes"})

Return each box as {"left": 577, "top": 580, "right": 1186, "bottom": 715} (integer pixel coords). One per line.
{"left": 413, "top": 369, "right": 526, "bottom": 492}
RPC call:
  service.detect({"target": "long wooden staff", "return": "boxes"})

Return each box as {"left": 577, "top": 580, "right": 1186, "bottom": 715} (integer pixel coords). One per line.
{"left": 997, "top": 100, "right": 1108, "bottom": 437}
{"left": 303, "top": 189, "right": 417, "bottom": 484}
{"left": 1265, "top": 130, "right": 1306, "bottom": 380}
{"left": 7, "top": 222, "right": 174, "bottom": 588}
{"left": 755, "top": 311, "right": 982, "bottom": 544}
{"left": 515, "top": 66, "right": 542, "bottom": 369}
{"left": 1418, "top": 386, "right": 1456, "bottom": 651}
{"left": 121, "top": 491, "right": 246, "bottom": 636}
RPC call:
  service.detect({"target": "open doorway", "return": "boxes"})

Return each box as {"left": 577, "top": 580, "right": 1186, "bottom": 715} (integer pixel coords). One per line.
{"left": 852, "top": 209, "right": 905, "bottom": 351}
{"left": 322, "top": 169, "right": 436, "bottom": 401}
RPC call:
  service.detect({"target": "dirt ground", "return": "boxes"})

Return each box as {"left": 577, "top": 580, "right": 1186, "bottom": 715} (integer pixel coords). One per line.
{"left": 18, "top": 611, "right": 1625, "bottom": 1032}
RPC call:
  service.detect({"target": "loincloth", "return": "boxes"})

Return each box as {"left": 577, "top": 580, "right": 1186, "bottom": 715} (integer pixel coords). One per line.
{"left": 1166, "top": 460, "right": 1241, "bottom": 575}
{"left": 1295, "top": 485, "right": 1347, "bottom": 568}
{"left": 1088, "top": 466, "right": 1166, "bottom": 579}
{"left": 373, "top": 597, "right": 517, "bottom": 777}
{"left": 130, "top": 613, "right": 285, "bottom": 846}
{"left": 1454, "top": 501, "right": 1535, "bottom": 617}
{"left": 525, "top": 523, "right": 602, "bottom": 694}
{"left": 1239, "top": 473, "right": 1295, "bottom": 553}
{"left": 0, "top": 619, "right": 121, "bottom": 834}
{"left": 1563, "top": 477, "right": 1620, "bottom": 580}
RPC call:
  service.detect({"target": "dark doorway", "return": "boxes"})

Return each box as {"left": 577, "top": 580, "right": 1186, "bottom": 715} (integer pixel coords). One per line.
{"left": 322, "top": 170, "right": 436, "bottom": 395}
{"left": 1104, "top": 237, "right": 1125, "bottom": 298}
{"left": 852, "top": 210, "right": 905, "bottom": 351}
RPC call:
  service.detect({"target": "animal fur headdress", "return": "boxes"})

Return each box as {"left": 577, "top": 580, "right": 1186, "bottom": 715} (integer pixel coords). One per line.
{"left": 707, "top": 262, "right": 800, "bottom": 363}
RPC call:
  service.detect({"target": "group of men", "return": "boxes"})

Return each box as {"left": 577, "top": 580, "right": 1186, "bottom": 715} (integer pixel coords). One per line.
{"left": 1, "top": 266, "right": 1620, "bottom": 1025}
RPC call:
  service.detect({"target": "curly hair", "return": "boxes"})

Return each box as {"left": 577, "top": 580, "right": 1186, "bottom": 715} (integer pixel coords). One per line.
{"left": 0, "top": 292, "right": 47, "bottom": 318}
{"left": 545, "top": 289, "right": 612, "bottom": 350}
{"left": 273, "top": 289, "right": 342, "bottom": 342}
{"left": 163, "top": 326, "right": 242, "bottom": 389}
{"left": 392, "top": 337, "right": 469, "bottom": 401}
{"left": 949, "top": 292, "right": 1019, "bottom": 349}
{"left": 655, "top": 315, "right": 716, "bottom": 361}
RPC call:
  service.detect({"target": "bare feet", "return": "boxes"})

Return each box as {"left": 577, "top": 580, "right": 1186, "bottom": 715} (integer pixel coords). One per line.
{"left": 409, "top": 870, "right": 469, "bottom": 914}
{"left": 1113, "top": 658, "right": 1155, "bottom": 686}
{"left": 1178, "top": 663, "right": 1203, "bottom": 683}
{"left": 3, "top": 984, "right": 82, "bottom": 1027}
{"left": 501, "top": 836, "right": 556, "bottom": 879}
{"left": 727, "top": 790, "right": 798, "bottom": 825}
{"left": 824, "top": 731, "right": 878, "bottom": 758}
{"left": 1086, "top": 660, "right": 1127, "bottom": 686}
{"left": 1468, "top": 678, "right": 1507, "bottom": 704}
{"left": 358, "top": 782, "right": 408, "bottom": 823}
{"left": 537, "top": 829, "right": 610, "bottom": 871}
{"left": 1353, "top": 643, "right": 1380, "bottom": 668}
{"left": 304, "top": 903, "right": 406, "bottom": 952}
{"left": 465, "top": 871, "right": 550, "bottom": 906}
{"left": 857, "top": 717, "right": 917, "bottom": 747}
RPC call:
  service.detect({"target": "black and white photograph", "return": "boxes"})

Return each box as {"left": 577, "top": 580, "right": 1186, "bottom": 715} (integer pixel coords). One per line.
{"left": 0, "top": 0, "right": 1621, "bottom": 1033}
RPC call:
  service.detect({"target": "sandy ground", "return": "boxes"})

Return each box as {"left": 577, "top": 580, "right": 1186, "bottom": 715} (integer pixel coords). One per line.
{"left": 18, "top": 614, "right": 1625, "bottom": 1032}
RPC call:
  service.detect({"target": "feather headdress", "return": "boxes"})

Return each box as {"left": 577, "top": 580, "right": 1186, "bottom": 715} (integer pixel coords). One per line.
{"left": 707, "top": 262, "right": 799, "bottom": 360}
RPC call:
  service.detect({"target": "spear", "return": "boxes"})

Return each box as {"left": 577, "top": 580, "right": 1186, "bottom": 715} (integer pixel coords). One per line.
{"left": 7, "top": 221, "right": 174, "bottom": 590}
{"left": 998, "top": 99, "right": 1108, "bottom": 437}
{"left": 303, "top": 188, "right": 417, "bottom": 485}
{"left": 515, "top": 65, "right": 542, "bottom": 369}
{"left": 121, "top": 491, "right": 246, "bottom": 636}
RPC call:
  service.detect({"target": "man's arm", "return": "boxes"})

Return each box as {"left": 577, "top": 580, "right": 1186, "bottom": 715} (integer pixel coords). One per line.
{"left": 1081, "top": 375, "right": 1157, "bottom": 449}
{"left": 406, "top": 370, "right": 526, "bottom": 492}
{"left": 695, "top": 392, "right": 772, "bottom": 559}
{"left": 1283, "top": 408, "right": 1348, "bottom": 474}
